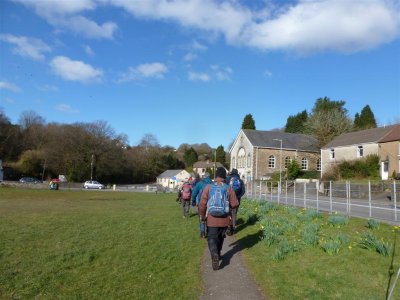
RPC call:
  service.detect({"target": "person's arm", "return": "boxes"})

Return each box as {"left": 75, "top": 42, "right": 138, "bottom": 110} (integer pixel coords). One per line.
{"left": 198, "top": 185, "right": 210, "bottom": 220}
{"left": 228, "top": 186, "right": 239, "bottom": 209}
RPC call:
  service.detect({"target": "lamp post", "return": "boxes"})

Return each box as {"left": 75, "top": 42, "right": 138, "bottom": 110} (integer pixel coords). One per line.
{"left": 273, "top": 139, "right": 282, "bottom": 201}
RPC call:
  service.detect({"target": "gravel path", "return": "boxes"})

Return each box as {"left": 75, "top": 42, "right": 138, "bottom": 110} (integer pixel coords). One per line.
{"left": 200, "top": 234, "right": 267, "bottom": 300}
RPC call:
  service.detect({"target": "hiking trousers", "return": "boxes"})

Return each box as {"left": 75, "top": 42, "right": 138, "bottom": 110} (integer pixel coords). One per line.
{"left": 207, "top": 227, "right": 227, "bottom": 257}
{"left": 182, "top": 200, "right": 190, "bottom": 218}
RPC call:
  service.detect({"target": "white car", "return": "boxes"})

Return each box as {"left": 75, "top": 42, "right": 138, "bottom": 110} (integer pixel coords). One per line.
{"left": 83, "top": 180, "right": 105, "bottom": 189}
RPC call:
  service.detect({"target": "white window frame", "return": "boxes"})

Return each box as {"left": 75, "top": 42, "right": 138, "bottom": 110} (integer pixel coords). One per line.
{"left": 357, "top": 145, "right": 364, "bottom": 158}
{"left": 330, "top": 149, "right": 335, "bottom": 160}
{"left": 268, "top": 155, "right": 276, "bottom": 168}
{"left": 301, "top": 157, "right": 308, "bottom": 170}
{"left": 317, "top": 159, "right": 321, "bottom": 171}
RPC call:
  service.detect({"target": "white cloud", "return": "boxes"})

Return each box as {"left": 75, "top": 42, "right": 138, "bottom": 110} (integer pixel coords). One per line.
{"left": 83, "top": 45, "right": 95, "bottom": 56}
{"left": 109, "top": 0, "right": 400, "bottom": 54}
{"left": 37, "top": 84, "right": 58, "bottom": 92}
{"left": 264, "top": 70, "right": 273, "bottom": 78}
{"left": 0, "top": 34, "right": 51, "bottom": 61}
{"left": 211, "top": 65, "right": 232, "bottom": 81}
{"left": 188, "top": 71, "right": 210, "bottom": 82}
{"left": 56, "top": 103, "right": 80, "bottom": 113}
{"left": 13, "top": 0, "right": 117, "bottom": 39}
{"left": 244, "top": 0, "right": 400, "bottom": 53}
{"left": 50, "top": 56, "right": 103, "bottom": 83}
{"left": 0, "top": 80, "right": 21, "bottom": 92}
{"left": 183, "top": 52, "right": 197, "bottom": 61}
{"left": 118, "top": 63, "right": 168, "bottom": 82}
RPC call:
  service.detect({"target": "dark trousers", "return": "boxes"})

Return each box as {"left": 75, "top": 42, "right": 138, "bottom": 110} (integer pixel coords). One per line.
{"left": 207, "top": 227, "right": 227, "bottom": 257}
{"left": 182, "top": 200, "right": 190, "bottom": 217}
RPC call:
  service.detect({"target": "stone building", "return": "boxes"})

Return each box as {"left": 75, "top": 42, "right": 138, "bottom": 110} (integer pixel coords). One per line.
{"left": 229, "top": 129, "right": 320, "bottom": 183}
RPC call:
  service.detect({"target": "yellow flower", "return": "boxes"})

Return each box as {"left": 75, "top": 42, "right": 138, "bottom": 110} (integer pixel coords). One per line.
{"left": 348, "top": 245, "right": 352, "bottom": 250}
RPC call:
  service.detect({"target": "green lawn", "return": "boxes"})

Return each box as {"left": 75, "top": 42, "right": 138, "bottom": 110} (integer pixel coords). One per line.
{"left": 1, "top": 189, "right": 399, "bottom": 299}
{"left": 236, "top": 199, "right": 400, "bottom": 300}
{"left": 0, "top": 189, "right": 204, "bottom": 299}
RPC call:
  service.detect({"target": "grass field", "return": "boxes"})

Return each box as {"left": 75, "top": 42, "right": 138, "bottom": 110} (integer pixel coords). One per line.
{"left": 0, "top": 189, "right": 204, "bottom": 299}
{"left": 1, "top": 188, "right": 399, "bottom": 299}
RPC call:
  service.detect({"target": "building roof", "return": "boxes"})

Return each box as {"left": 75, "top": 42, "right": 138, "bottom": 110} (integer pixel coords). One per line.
{"left": 193, "top": 161, "right": 225, "bottom": 169}
{"left": 322, "top": 124, "right": 399, "bottom": 148}
{"left": 241, "top": 129, "right": 319, "bottom": 152}
{"left": 157, "top": 169, "right": 186, "bottom": 179}
{"left": 380, "top": 124, "right": 400, "bottom": 143}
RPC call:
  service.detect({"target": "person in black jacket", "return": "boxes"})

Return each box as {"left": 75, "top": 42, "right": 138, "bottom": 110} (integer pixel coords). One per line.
{"left": 226, "top": 168, "right": 245, "bottom": 235}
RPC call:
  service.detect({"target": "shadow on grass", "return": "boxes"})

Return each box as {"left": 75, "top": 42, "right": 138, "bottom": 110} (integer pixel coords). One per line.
{"left": 234, "top": 214, "right": 259, "bottom": 234}
{"left": 219, "top": 230, "right": 263, "bottom": 269}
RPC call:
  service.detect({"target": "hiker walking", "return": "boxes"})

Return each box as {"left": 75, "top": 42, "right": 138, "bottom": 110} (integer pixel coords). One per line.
{"left": 191, "top": 172, "right": 213, "bottom": 237}
{"left": 198, "top": 167, "right": 239, "bottom": 270}
{"left": 180, "top": 181, "right": 192, "bottom": 218}
{"left": 226, "top": 168, "right": 245, "bottom": 235}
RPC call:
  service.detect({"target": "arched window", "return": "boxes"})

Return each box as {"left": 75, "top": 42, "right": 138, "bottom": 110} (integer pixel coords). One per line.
{"left": 301, "top": 157, "right": 308, "bottom": 170}
{"left": 317, "top": 158, "right": 321, "bottom": 171}
{"left": 268, "top": 155, "right": 275, "bottom": 168}
{"left": 284, "top": 156, "right": 292, "bottom": 169}
{"left": 247, "top": 154, "right": 251, "bottom": 168}
{"left": 232, "top": 157, "right": 236, "bottom": 169}
{"left": 237, "top": 148, "right": 246, "bottom": 168}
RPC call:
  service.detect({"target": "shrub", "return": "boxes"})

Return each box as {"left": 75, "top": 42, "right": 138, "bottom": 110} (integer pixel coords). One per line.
{"left": 302, "top": 223, "right": 321, "bottom": 246}
{"left": 327, "top": 214, "right": 349, "bottom": 227}
{"left": 366, "top": 219, "right": 380, "bottom": 230}
{"left": 358, "top": 231, "right": 392, "bottom": 256}
{"left": 320, "top": 234, "right": 350, "bottom": 255}
{"left": 273, "top": 238, "right": 300, "bottom": 261}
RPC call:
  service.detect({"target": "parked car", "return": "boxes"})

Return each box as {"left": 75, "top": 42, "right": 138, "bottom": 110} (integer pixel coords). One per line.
{"left": 83, "top": 180, "right": 105, "bottom": 189}
{"left": 19, "top": 177, "right": 41, "bottom": 183}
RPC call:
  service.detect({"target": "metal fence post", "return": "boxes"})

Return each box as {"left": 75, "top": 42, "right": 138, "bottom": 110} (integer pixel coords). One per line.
{"left": 368, "top": 180, "right": 372, "bottom": 218}
{"left": 294, "top": 181, "right": 296, "bottom": 207}
{"left": 329, "top": 180, "right": 332, "bottom": 214}
{"left": 394, "top": 180, "right": 397, "bottom": 222}
{"left": 316, "top": 181, "right": 319, "bottom": 211}
{"left": 285, "top": 180, "right": 288, "bottom": 205}
{"left": 348, "top": 180, "right": 351, "bottom": 216}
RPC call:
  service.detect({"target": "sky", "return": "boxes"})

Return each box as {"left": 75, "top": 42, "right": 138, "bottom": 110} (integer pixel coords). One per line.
{"left": 1, "top": 0, "right": 400, "bottom": 150}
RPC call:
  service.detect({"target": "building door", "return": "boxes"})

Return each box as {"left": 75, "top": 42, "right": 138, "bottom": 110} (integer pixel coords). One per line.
{"left": 381, "top": 161, "right": 389, "bottom": 180}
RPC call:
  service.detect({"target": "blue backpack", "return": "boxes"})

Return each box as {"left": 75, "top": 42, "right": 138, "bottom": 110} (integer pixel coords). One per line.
{"left": 229, "top": 176, "right": 241, "bottom": 195}
{"left": 207, "top": 183, "right": 229, "bottom": 217}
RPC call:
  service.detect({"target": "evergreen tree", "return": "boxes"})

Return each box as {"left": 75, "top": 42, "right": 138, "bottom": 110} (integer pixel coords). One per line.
{"left": 285, "top": 110, "right": 308, "bottom": 133}
{"left": 183, "top": 147, "right": 198, "bottom": 168}
{"left": 354, "top": 105, "right": 377, "bottom": 130}
{"left": 215, "top": 145, "right": 226, "bottom": 166}
{"left": 241, "top": 114, "right": 256, "bottom": 129}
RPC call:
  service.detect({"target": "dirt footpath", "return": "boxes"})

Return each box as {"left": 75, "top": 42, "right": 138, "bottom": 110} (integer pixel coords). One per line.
{"left": 200, "top": 234, "right": 267, "bottom": 300}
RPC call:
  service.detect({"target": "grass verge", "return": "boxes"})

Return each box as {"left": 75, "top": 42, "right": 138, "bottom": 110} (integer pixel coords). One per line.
{"left": 0, "top": 189, "right": 204, "bottom": 299}
{"left": 236, "top": 199, "right": 400, "bottom": 299}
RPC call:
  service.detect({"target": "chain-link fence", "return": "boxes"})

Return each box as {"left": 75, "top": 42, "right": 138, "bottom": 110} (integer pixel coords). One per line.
{"left": 245, "top": 180, "right": 399, "bottom": 224}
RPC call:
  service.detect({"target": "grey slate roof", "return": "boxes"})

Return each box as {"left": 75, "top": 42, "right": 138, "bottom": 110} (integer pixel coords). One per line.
{"left": 322, "top": 124, "right": 399, "bottom": 148}
{"left": 242, "top": 129, "right": 319, "bottom": 152}
{"left": 157, "top": 169, "right": 184, "bottom": 178}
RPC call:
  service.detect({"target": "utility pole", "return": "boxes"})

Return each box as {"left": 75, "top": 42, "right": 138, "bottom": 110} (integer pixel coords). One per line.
{"left": 90, "top": 154, "right": 94, "bottom": 181}
{"left": 214, "top": 150, "right": 216, "bottom": 179}
{"left": 273, "top": 139, "right": 283, "bottom": 201}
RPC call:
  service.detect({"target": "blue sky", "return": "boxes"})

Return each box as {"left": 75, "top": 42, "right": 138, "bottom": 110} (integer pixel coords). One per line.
{"left": 1, "top": 0, "right": 399, "bottom": 150}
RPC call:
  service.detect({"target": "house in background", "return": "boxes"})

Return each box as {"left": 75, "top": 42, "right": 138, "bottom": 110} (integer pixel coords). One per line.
{"left": 156, "top": 169, "right": 191, "bottom": 189}
{"left": 229, "top": 129, "right": 320, "bottom": 183}
{"left": 193, "top": 160, "right": 226, "bottom": 178}
{"left": 321, "top": 124, "right": 400, "bottom": 180}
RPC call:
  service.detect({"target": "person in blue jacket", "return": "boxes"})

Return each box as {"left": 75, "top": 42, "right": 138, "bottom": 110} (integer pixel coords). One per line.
{"left": 191, "top": 172, "right": 213, "bottom": 238}
{"left": 225, "top": 168, "right": 246, "bottom": 235}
